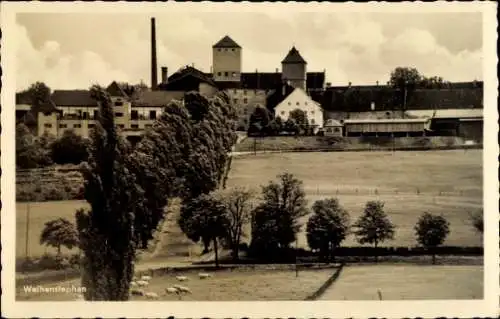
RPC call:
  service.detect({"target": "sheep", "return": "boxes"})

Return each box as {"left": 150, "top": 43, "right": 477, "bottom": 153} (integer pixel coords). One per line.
{"left": 130, "top": 288, "right": 145, "bottom": 296}
{"left": 136, "top": 280, "right": 149, "bottom": 287}
{"left": 145, "top": 292, "right": 159, "bottom": 299}
{"left": 165, "top": 287, "right": 179, "bottom": 294}
{"left": 198, "top": 273, "right": 212, "bottom": 279}
{"left": 176, "top": 286, "right": 192, "bottom": 294}
{"left": 141, "top": 275, "right": 152, "bottom": 281}
{"left": 175, "top": 275, "right": 188, "bottom": 281}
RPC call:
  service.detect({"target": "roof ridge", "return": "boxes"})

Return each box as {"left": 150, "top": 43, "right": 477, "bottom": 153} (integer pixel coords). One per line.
{"left": 213, "top": 35, "right": 241, "bottom": 48}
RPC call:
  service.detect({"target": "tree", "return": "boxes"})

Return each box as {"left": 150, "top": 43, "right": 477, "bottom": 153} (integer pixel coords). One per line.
{"left": 35, "top": 131, "right": 56, "bottom": 166}
{"left": 420, "top": 76, "right": 445, "bottom": 89}
{"left": 389, "top": 67, "right": 422, "bottom": 113}
{"left": 250, "top": 173, "right": 309, "bottom": 258}
{"left": 469, "top": 209, "right": 483, "bottom": 235}
{"left": 217, "top": 187, "right": 254, "bottom": 261}
{"left": 179, "top": 194, "right": 229, "bottom": 267}
{"left": 16, "top": 123, "right": 39, "bottom": 169}
{"left": 353, "top": 200, "right": 395, "bottom": 262}
{"left": 414, "top": 212, "right": 450, "bottom": 264}
{"left": 248, "top": 106, "right": 271, "bottom": 136}
{"left": 40, "top": 218, "right": 79, "bottom": 255}
{"left": 306, "top": 198, "right": 350, "bottom": 262}
{"left": 76, "top": 85, "right": 144, "bottom": 301}
{"left": 19, "top": 82, "right": 53, "bottom": 130}
{"left": 51, "top": 129, "right": 89, "bottom": 165}
{"left": 283, "top": 118, "right": 299, "bottom": 135}
{"left": 289, "top": 109, "right": 308, "bottom": 129}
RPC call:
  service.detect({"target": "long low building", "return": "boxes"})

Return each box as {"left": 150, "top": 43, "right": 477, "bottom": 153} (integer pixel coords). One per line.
{"left": 343, "top": 118, "right": 431, "bottom": 137}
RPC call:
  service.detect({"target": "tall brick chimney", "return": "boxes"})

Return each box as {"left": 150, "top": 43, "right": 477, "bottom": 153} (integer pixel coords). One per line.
{"left": 151, "top": 17, "right": 158, "bottom": 90}
{"left": 161, "top": 67, "right": 168, "bottom": 84}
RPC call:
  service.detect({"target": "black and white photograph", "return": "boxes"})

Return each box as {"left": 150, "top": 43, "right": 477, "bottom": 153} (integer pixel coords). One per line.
{"left": 1, "top": 1, "right": 498, "bottom": 318}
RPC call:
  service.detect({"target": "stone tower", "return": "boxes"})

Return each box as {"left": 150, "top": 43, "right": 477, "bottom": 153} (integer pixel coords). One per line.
{"left": 212, "top": 35, "right": 242, "bottom": 83}
{"left": 281, "top": 46, "right": 307, "bottom": 90}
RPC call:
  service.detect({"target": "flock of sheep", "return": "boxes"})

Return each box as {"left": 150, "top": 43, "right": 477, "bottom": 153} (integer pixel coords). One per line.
{"left": 129, "top": 272, "right": 213, "bottom": 300}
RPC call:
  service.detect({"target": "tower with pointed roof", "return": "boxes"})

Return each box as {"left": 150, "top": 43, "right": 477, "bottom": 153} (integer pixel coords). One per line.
{"left": 281, "top": 46, "right": 307, "bottom": 90}
{"left": 212, "top": 35, "right": 242, "bottom": 83}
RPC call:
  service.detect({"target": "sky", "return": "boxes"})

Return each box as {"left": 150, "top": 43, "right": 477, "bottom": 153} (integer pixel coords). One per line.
{"left": 15, "top": 11, "right": 483, "bottom": 91}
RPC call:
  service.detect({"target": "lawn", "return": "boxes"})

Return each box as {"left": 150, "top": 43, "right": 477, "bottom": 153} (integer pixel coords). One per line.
{"left": 227, "top": 149, "right": 483, "bottom": 248}
{"left": 319, "top": 264, "right": 483, "bottom": 300}
{"left": 16, "top": 268, "right": 336, "bottom": 301}
{"left": 15, "top": 149, "right": 483, "bottom": 260}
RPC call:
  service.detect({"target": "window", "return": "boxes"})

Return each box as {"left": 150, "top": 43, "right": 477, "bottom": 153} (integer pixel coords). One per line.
{"left": 218, "top": 48, "right": 221, "bottom": 52}
{"left": 281, "top": 111, "right": 285, "bottom": 115}
{"left": 131, "top": 110, "right": 139, "bottom": 120}
{"left": 131, "top": 124, "right": 139, "bottom": 129}
{"left": 296, "top": 102, "right": 300, "bottom": 106}
{"left": 88, "top": 124, "right": 95, "bottom": 128}
{"left": 93, "top": 110, "right": 99, "bottom": 119}
{"left": 311, "top": 110, "right": 315, "bottom": 115}
{"left": 334, "top": 127, "right": 340, "bottom": 133}
{"left": 43, "top": 123, "right": 52, "bottom": 128}
{"left": 243, "top": 90, "right": 247, "bottom": 95}
{"left": 243, "top": 98, "right": 248, "bottom": 104}
{"left": 82, "top": 112, "right": 89, "bottom": 120}
{"left": 234, "top": 98, "right": 238, "bottom": 104}
{"left": 117, "top": 124, "right": 125, "bottom": 129}
{"left": 224, "top": 72, "right": 229, "bottom": 77}
{"left": 233, "top": 89, "right": 237, "bottom": 94}
{"left": 59, "top": 124, "right": 67, "bottom": 129}
{"left": 217, "top": 72, "right": 222, "bottom": 76}
{"left": 311, "top": 119, "right": 315, "bottom": 125}
{"left": 231, "top": 48, "right": 235, "bottom": 51}
{"left": 115, "top": 112, "right": 124, "bottom": 117}
{"left": 288, "top": 102, "right": 291, "bottom": 106}
{"left": 74, "top": 124, "right": 82, "bottom": 128}
{"left": 115, "top": 101, "right": 124, "bottom": 106}
{"left": 149, "top": 110, "right": 157, "bottom": 120}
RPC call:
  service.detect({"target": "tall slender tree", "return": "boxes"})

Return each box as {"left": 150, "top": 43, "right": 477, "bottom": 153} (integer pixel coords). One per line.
{"left": 76, "top": 85, "right": 144, "bottom": 301}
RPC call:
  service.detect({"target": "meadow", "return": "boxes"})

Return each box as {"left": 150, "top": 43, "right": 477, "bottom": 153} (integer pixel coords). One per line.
{"left": 319, "top": 264, "right": 483, "bottom": 300}
{"left": 15, "top": 149, "right": 483, "bottom": 260}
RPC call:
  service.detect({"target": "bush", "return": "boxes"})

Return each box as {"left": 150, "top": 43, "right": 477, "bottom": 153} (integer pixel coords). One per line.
{"left": 51, "top": 130, "right": 89, "bottom": 165}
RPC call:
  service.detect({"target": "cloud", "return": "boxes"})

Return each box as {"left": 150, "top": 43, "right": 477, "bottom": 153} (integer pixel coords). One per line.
{"left": 15, "top": 12, "right": 483, "bottom": 90}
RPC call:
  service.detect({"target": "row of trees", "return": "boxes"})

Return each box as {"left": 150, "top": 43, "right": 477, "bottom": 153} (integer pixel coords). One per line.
{"left": 16, "top": 124, "right": 89, "bottom": 168}
{"left": 178, "top": 172, "right": 482, "bottom": 266}
{"left": 74, "top": 87, "right": 237, "bottom": 300}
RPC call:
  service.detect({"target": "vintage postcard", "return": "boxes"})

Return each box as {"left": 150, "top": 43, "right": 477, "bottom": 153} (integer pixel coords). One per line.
{"left": 1, "top": 1, "right": 498, "bottom": 318}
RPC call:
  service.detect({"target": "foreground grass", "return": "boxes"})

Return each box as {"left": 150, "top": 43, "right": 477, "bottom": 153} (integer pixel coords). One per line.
{"left": 17, "top": 268, "right": 335, "bottom": 301}
{"left": 319, "top": 264, "right": 483, "bottom": 300}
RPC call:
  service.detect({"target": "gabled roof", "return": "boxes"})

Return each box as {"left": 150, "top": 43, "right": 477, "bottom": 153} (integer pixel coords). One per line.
{"left": 131, "top": 91, "right": 185, "bottom": 107}
{"left": 282, "top": 46, "right": 307, "bottom": 64}
{"left": 16, "top": 91, "right": 32, "bottom": 105}
{"left": 276, "top": 87, "right": 321, "bottom": 109}
{"left": 266, "top": 82, "right": 295, "bottom": 111}
{"left": 106, "top": 81, "right": 128, "bottom": 98}
{"left": 213, "top": 35, "right": 241, "bottom": 48}
{"left": 50, "top": 90, "right": 98, "bottom": 106}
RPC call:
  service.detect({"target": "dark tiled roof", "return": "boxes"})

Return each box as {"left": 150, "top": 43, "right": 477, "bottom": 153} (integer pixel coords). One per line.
{"left": 213, "top": 35, "right": 241, "bottom": 48}
{"left": 159, "top": 66, "right": 217, "bottom": 91}
{"left": 106, "top": 81, "right": 128, "bottom": 98}
{"left": 16, "top": 91, "right": 32, "bottom": 104}
{"left": 241, "top": 72, "right": 282, "bottom": 90}
{"left": 51, "top": 90, "right": 98, "bottom": 106}
{"left": 281, "top": 46, "right": 307, "bottom": 64}
{"left": 306, "top": 72, "right": 325, "bottom": 90}
{"left": 215, "top": 81, "right": 242, "bottom": 90}
{"left": 131, "top": 91, "right": 184, "bottom": 107}
{"left": 266, "top": 82, "right": 295, "bottom": 112}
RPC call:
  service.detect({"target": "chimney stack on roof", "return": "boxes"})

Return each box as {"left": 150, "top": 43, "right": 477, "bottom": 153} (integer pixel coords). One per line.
{"left": 161, "top": 67, "right": 168, "bottom": 84}
{"left": 151, "top": 17, "right": 158, "bottom": 90}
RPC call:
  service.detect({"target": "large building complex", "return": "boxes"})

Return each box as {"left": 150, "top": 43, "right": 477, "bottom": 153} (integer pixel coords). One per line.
{"left": 16, "top": 17, "right": 484, "bottom": 142}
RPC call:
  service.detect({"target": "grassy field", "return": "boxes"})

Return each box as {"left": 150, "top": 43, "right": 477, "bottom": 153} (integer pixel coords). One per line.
{"left": 16, "top": 268, "right": 336, "bottom": 301}
{"left": 319, "top": 264, "right": 483, "bottom": 300}
{"left": 16, "top": 149, "right": 482, "bottom": 260}
{"left": 227, "top": 149, "right": 483, "bottom": 248}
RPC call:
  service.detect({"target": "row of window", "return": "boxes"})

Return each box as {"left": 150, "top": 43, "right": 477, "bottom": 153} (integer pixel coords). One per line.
{"left": 61, "top": 110, "right": 158, "bottom": 120}
{"left": 217, "top": 71, "right": 238, "bottom": 77}
{"left": 234, "top": 98, "right": 248, "bottom": 104}
{"left": 216, "top": 48, "right": 236, "bottom": 52}
{"left": 45, "top": 123, "right": 152, "bottom": 130}
{"left": 288, "top": 101, "right": 309, "bottom": 106}
{"left": 280, "top": 110, "right": 316, "bottom": 116}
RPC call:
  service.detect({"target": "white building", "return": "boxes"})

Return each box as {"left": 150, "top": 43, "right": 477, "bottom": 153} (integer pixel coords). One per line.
{"left": 274, "top": 87, "right": 324, "bottom": 131}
